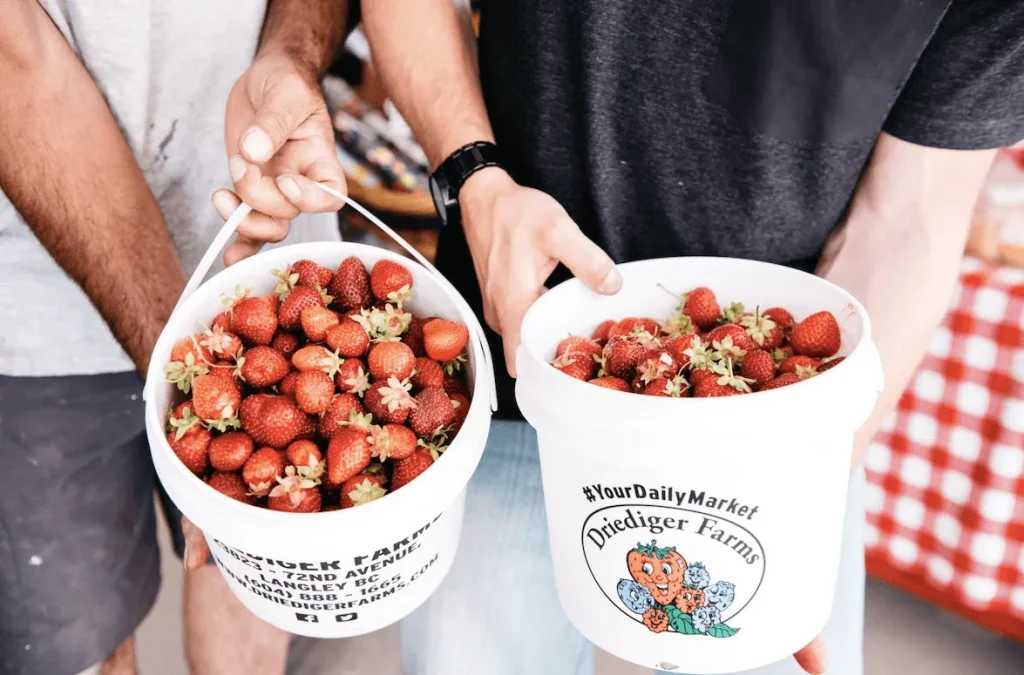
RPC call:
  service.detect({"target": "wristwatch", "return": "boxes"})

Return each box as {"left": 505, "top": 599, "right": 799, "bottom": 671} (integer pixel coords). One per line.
{"left": 429, "top": 141, "right": 502, "bottom": 227}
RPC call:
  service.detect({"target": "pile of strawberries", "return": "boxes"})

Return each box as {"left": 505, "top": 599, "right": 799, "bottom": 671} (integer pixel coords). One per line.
{"left": 164, "top": 257, "right": 471, "bottom": 513}
{"left": 550, "top": 287, "right": 844, "bottom": 398}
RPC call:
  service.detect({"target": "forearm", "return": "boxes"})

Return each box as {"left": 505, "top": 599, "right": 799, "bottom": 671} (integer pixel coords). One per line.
{"left": 259, "top": 0, "right": 348, "bottom": 78}
{"left": 363, "top": 0, "right": 494, "bottom": 168}
{"left": 0, "top": 3, "right": 184, "bottom": 374}
{"left": 818, "top": 135, "right": 997, "bottom": 466}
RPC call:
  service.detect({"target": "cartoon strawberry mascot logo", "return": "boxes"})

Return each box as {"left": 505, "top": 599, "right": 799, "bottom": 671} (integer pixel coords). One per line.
{"left": 617, "top": 540, "right": 739, "bottom": 637}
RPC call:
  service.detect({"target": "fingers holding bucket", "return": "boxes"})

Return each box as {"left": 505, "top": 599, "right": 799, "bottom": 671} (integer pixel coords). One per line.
{"left": 182, "top": 517, "right": 212, "bottom": 570}
{"left": 545, "top": 216, "right": 622, "bottom": 296}
{"left": 212, "top": 189, "right": 291, "bottom": 266}
{"left": 793, "top": 634, "right": 828, "bottom": 675}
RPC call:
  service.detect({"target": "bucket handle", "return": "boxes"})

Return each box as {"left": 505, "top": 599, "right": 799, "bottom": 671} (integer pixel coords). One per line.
{"left": 146, "top": 183, "right": 498, "bottom": 413}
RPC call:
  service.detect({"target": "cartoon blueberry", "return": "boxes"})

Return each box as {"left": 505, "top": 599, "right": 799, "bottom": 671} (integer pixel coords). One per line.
{"left": 705, "top": 581, "right": 736, "bottom": 611}
{"left": 617, "top": 578, "right": 655, "bottom": 614}
{"left": 683, "top": 561, "right": 710, "bottom": 590}
{"left": 692, "top": 605, "right": 722, "bottom": 634}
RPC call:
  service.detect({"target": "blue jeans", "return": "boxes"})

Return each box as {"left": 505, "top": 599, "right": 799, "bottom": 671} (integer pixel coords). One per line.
{"left": 401, "top": 420, "right": 865, "bottom": 675}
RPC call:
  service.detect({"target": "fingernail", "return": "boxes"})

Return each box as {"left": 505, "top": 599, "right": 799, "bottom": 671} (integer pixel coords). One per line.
{"left": 598, "top": 268, "right": 622, "bottom": 294}
{"left": 211, "top": 191, "right": 232, "bottom": 216}
{"left": 241, "top": 126, "right": 273, "bottom": 163}
{"left": 276, "top": 175, "right": 301, "bottom": 202}
{"left": 228, "top": 154, "right": 247, "bottom": 182}
{"left": 183, "top": 544, "right": 191, "bottom": 569}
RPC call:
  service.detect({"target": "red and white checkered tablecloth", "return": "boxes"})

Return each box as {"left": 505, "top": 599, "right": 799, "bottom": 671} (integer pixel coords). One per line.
{"left": 864, "top": 257, "right": 1024, "bottom": 642}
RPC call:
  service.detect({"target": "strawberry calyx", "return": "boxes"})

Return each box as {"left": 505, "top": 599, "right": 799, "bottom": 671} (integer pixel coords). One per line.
{"left": 442, "top": 353, "right": 467, "bottom": 375}
{"left": 295, "top": 455, "right": 325, "bottom": 482}
{"left": 772, "top": 347, "right": 790, "bottom": 365}
{"left": 165, "top": 350, "right": 210, "bottom": 394}
{"left": 663, "top": 311, "right": 696, "bottom": 338}
{"left": 710, "top": 335, "right": 747, "bottom": 364}
{"left": 343, "top": 410, "right": 376, "bottom": 432}
{"left": 722, "top": 302, "right": 745, "bottom": 324}
{"left": 346, "top": 476, "right": 387, "bottom": 506}
{"left": 378, "top": 376, "right": 418, "bottom": 412}
{"left": 417, "top": 435, "right": 449, "bottom": 461}
{"left": 271, "top": 266, "right": 300, "bottom": 298}
{"left": 353, "top": 304, "right": 412, "bottom": 342}
{"left": 794, "top": 363, "right": 819, "bottom": 380}
{"left": 247, "top": 480, "right": 273, "bottom": 497}
{"left": 386, "top": 284, "right": 413, "bottom": 307}
{"left": 593, "top": 354, "right": 607, "bottom": 378}
{"left": 270, "top": 465, "right": 320, "bottom": 507}
{"left": 221, "top": 285, "right": 253, "bottom": 313}
{"left": 663, "top": 374, "right": 689, "bottom": 397}
{"left": 203, "top": 415, "right": 242, "bottom": 433}
{"left": 715, "top": 358, "right": 755, "bottom": 393}
{"left": 341, "top": 364, "right": 371, "bottom": 397}
{"left": 740, "top": 306, "right": 778, "bottom": 347}
{"left": 168, "top": 406, "right": 201, "bottom": 440}
{"left": 682, "top": 336, "right": 714, "bottom": 370}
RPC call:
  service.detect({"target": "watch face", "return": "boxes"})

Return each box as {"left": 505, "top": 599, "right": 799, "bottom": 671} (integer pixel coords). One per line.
{"left": 429, "top": 175, "right": 448, "bottom": 226}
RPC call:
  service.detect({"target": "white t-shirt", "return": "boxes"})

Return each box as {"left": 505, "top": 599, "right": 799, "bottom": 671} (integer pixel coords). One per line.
{"left": 0, "top": 0, "right": 340, "bottom": 376}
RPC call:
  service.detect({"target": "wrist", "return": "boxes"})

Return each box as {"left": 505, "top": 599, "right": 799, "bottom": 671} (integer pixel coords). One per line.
{"left": 459, "top": 166, "right": 515, "bottom": 208}
{"left": 253, "top": 48, "right": 320, "bottom": 86}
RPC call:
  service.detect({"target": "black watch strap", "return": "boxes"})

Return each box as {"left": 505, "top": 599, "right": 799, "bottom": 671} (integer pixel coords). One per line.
{"left": 438, "top": 141, "right": 501, "bottom": 195}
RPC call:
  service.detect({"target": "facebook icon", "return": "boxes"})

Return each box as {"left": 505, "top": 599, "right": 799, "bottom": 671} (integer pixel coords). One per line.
{"left": 295, "top": 613, "right": 319, "bottom": 623}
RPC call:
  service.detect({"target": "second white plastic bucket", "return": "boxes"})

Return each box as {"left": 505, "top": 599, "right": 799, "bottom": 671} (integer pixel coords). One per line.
{"left": 516, "top": 257, "right": 883, "bottom": 674}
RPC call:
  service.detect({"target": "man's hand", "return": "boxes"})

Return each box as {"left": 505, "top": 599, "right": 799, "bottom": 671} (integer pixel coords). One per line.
{"left": 215, "top": 53, "right": 346, "bottom": 265}
{"left": 459, "top": 168, "right": 622, "bottom": 376}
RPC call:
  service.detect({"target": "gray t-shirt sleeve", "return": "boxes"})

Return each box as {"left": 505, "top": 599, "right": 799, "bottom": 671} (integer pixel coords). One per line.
{"left": 883, "top": 0, "right": 1024, "bottom": 150}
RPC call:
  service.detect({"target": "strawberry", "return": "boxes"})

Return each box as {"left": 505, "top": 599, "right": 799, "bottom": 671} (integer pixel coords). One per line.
{"left": 402, "top": 315, "right": 426, "bottom": 356}
{"left": 168, "top": 401, "right": 199, "bottom": 429}
{"left": 191, "top": 373, "right": 242, "bottom": 423}
{"left": 340, "top": 474, "right": 387, "bottom": 509}
{"left": 588, "top": 376, "right": 631, "bottom": 391}
{"left": 693, "top": 361, "right": 754, "bottom": 397}
{"left": 242, "top": 447, "right": 287, "bottom": 496}
{"left": 325, "top": 319, "right": 370, "bottom": 357}
{"left": 268, "top": 466, "right": 322, "bottom": 513}
{"left": 608, "top": 317, "right": 661, "bottom": 340}
{"left": 292, "top": 345, "right": 342, "bottom": 376}
{"left": 238, "top": 346, "right": 290, "bottom": 388}
{"left": 279, "top": 285, "right": 327, "bottom": 331}
{"left": 772, "top": 345, "right": 794, "bottom": 364}
{"left": 279, "top": 371, "right": 300, "bottom": 401}
{"left": 329, "top": 256, "right": 373, "bottom": 310}
{"left": 391, "top": 448, "right": 434, "bottom": 490}
{"left": 336, "top": 358, "right": 370, "bottom": 396}
{"left": 443, "top": 372, "right": 469, "bottom": 397}
{"left": 763, "top": 307, "right": 795, "bottom": 331}
{"left": 208, "top": 431, "right": 255, "bottom": 472}
{"left": 370, "top": 259, "right": 414, "bottom": 304}
{"left": 599, "top": 335, "right": 647, "bottom": 380}
{"left": 230, "top": 293, "right": 279, "bottom": 346}
{"left": 759, "top": 372, "right": 801, "bottom": 391}
{"left": 790, "top": 311, "right": 841, "bottom": 358}
{"left": 165, "top": 337, "right": 212, "bottom": 393}
{"left": 740, "top": 307, "right": 782, "bottom": 349}
{"left": 208, "top": 472, "right": 256, "bottom": 505}
{"left": 664, "top": 334, "right": 700, "bottom": 368}
{"left": 167, "top": 426, "right": 210, "bottom": 475}
{"left": 663, "top": 311, "right": 697, "bottom": 339}
{"left": 817, "top": 356, "right": 846, "bottom": 373}
{"left": 642, "top": 375, "right": 689, "bottom": 397}
{"left": 318, "top": 394, "right": 366, "bottom": 440}
{"left": 682, "top": 287, "right": 721, "bottom": 329}
{"left": 364, "top": 377, "right": 416, "bottom": 424}
{"left": 368, "top": 423, "right": 418, "bottom": 461}
{"left": 449, "top": 392, "right": 471, "bottom": 435}
{"left": 779, "top": 355, "right": 820, "bottom": 377}
{"left": 297, "top": 413, "right": 318, "bottom": 441}
{"left": 688, "top": 367, "right": 717, "bottom": 389}
{"left": 199, "top": 326, "right": 243, "bottom": 361}
{"left": 706, "top": 323, "right": 757, "bottom": 354}
{"left": 408, "top": 387, "right": 456, "bottom": 437}
{"left": 239, "top": 395, "right": 305, "bottom": 448}
{"left": 591, "top": 319, "right": 616, "bottom": 343}
{"left": 327, "top": 428, "right": 373, "bottom": 485}
{"left": 291, "top": 259, "right": 334, "bottom": 289}
{"left": 300, "top": 306, "right": 339, "bottom": 342}
{"left": 208, "top": 361, "right": 242, "bottom": 395}
{"left": 412, "top": 357, "right": 446, "bottom": 391}
{"left": 286, "top": 439, "right": 324, "bottom": 478}
{"left": 740, "top": 349, "right": 776, "bottom": 385}
{"left": 271, "top": 331, "right": 301, "bottom": 359}
{"left": 422, "top": 319, "right": 469, "bottom": 362}
{"left": 635, "top": 350, "right": 680, "bottom": 385}
{"left": 368, "top": 341, "right": 415, "bottom": 381}
{"left": 551, "top": 351, "right": 598, "bottom": 381}
{"left": 294, "top": 370, "right": 335, "bottom": 414}
{"left": 170, "top": 335, "right": 215, "bottom": 368}
{"left": 556, "top": 336, "right": 603, "bottom": 360}
{"left": 211, "top": 311, "right": 233, "bottom": 334}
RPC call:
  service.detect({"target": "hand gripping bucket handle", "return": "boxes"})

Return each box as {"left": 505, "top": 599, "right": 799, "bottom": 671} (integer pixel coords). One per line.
{"left": 143, "top": 183, "right": 498, "bottom": 413}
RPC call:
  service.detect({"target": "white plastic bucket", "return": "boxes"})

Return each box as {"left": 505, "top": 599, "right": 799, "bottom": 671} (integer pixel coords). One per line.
{"left": 144, "top": 197, "right": 496, "bottom": 637}
{"left": 516, "top": 257, "right": 883, "bottom": 674}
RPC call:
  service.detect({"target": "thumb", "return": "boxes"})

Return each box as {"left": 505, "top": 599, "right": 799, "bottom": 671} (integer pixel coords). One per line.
{"left": 181, "top": 517, "right": 212, "bottom": 570}
{"left": 794, "top": 634, "right": 828, "bottom": 675}
{"left": 546, "top": 217, "right": 621, "bottom": 295}
{"left": 240, "top": 79, "right": 315, "bottom": 164}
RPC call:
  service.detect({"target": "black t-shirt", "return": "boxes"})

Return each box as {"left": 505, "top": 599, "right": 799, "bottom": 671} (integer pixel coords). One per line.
{"left": 433, "top": 0, "right": 1024, "bottom": 420}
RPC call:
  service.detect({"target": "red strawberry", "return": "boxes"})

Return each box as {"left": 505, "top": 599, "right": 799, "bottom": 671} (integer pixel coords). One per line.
{"left": 364, "top": 377, "right": 416, "bottom": 424}
{"left": 230, "top": 294, "right": 279, "bottom": 346}
{"left": 412, "top": 357, "right": 446, "bottom": 390}
{"left": 271, "top": 331, "right": 301, "bottom": 359}
{"left": 391, "top": 449, "right": 434, "bottom": 490}
{"left": 279, "top": 286, "right": 326, "bottom": 331}
{"left": 772, "top": 345, "right": 794, "bottom": 364}
{"left": 291, "top": 259, "right": 334, "bottom": 289}
{"left": 239, "top": 346, "right": 290, "bottom": 388}
{"left": 318, "top": 394, "right": 366, "bottom": 440}
{"left": 211, "top": 311, "right": 233, "bottom": 334}
{"left": 242, "top": 447, "right": 287, "bottom": 496}
{"left": 329, "top": 256, "right": 373, "bottom": 310}
{"left": 327, "top": 428, "right": 373, "bottom": 485}
{"left": 239, "top": 395, "right": 305, "bottom": 448}
{"left": 169, "top": 401, "right": 197, "bottom": 426}
{"left": 165, "top": 337, "right": 213, "bottom": 393}
{"left": 449, "top": 392, "right": 471, "bottom": 434}
{"left": 608, "top": 317, "right": 661, "bottom": 340}
{"left": 693, "top": 362, "right": 754, "bottom": 397}
{"left": 208, "top": 431, "right": 255, "bottom": 472}
{"left": 817, "top": 356, "right": 846, "bottom": 373}
{"left": 208, "top": 472, "right": 256, "bottom": 504}
{"left": 408, "top": 387, "right": 456, "bottom": 437}
{"left": 556, "top": 336, "right": 604, "bottom": 359}
{"left": 402, "top": 316, "right": 426, "bottom": 356}
{"left": 367, "top": 341, "right": 415, "bottom": 381}
{"left": 740, "top": 307, "right": 783, "bottom": 350}
{"left": 292, "top": 345, "right": 342, "bottom": 376}
{"left": 340, "top": 474, "right": 387, "bottom": 508}
{"left": 422, "top": 320, "right": 469, "bottom": 362}
{"left": 300, "top": 306, "right": 339, "bottom": 342}
{"left": 760, "top": 372, "right": 802, "bottom": 391}
{"left": 642, "top": 375, "right": 689, "bottom": 397}
{"left": 368, "top": 423, "right": 418, "bottom": 461}
{"left": 779, "top": 355, "right": 821, "bottom": 377}
{"left": 191, "top": 373, "right": 242, "bottom": 422}
{"left": 268, "top": 467, "right": 322, "bottom": 513}
{"left": 588, "top": 376, "right": 631, "bottom": 391}
{"left": 682, "top": 287, "right": 721, "bottom": 329}
{"left": 279, "top": 371, "right": 300, "bottom": 400}
{"left": 741, "top": 349, "right": 776, "bottom": 385}
{"left": 325, "top": 319, "right": 370, "bottom": 357}
{"left": 199, "top": 326, "right": 243, "bottom": 361}
{"left": 167, "top": 426, "right": 210, "bottom": 475}
{"left": 336, "top": 358, "right": 370, "bottom": 396}
{"left": 790, "top": 311, "right": 841, "bottom": 358}
{"left": 599, "top": 336, "right": 647, "bottom": 380}
{"left": 443, "top": 372, "right": 469, "bottom": 397}
{"left": 370, "top": 259, "right": 414, "bottom": 304}
{"left": 688, "top": 368, "right": 716, "bottom": 389}
{"left": 170, "top": 335, "right": 215, "bottom": 368}
{"left": 551, "top": 351, "right": 598, "bottom": 381}
{"left": 763, "top": 307, "right": 795, "bottom": 331}
{"left": 286, "top": 439, "right": 324, "bottom": 473}
{"left": 706, "top": 323, "right": 757, "bottom": 353}
{"left": 635, "top": 350, "right": 680, "bottom": 385}
{"left": 209, "top": 361, "right": 243, "bottom": 397}
{"left": 591, "top": 319, "right": 615, "bottom": 343}
{"left": 294, "top": 371, "right": 335, "bottom": 414}
{"left": 664, "top": 334, "right": 702, "bottom": 368}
